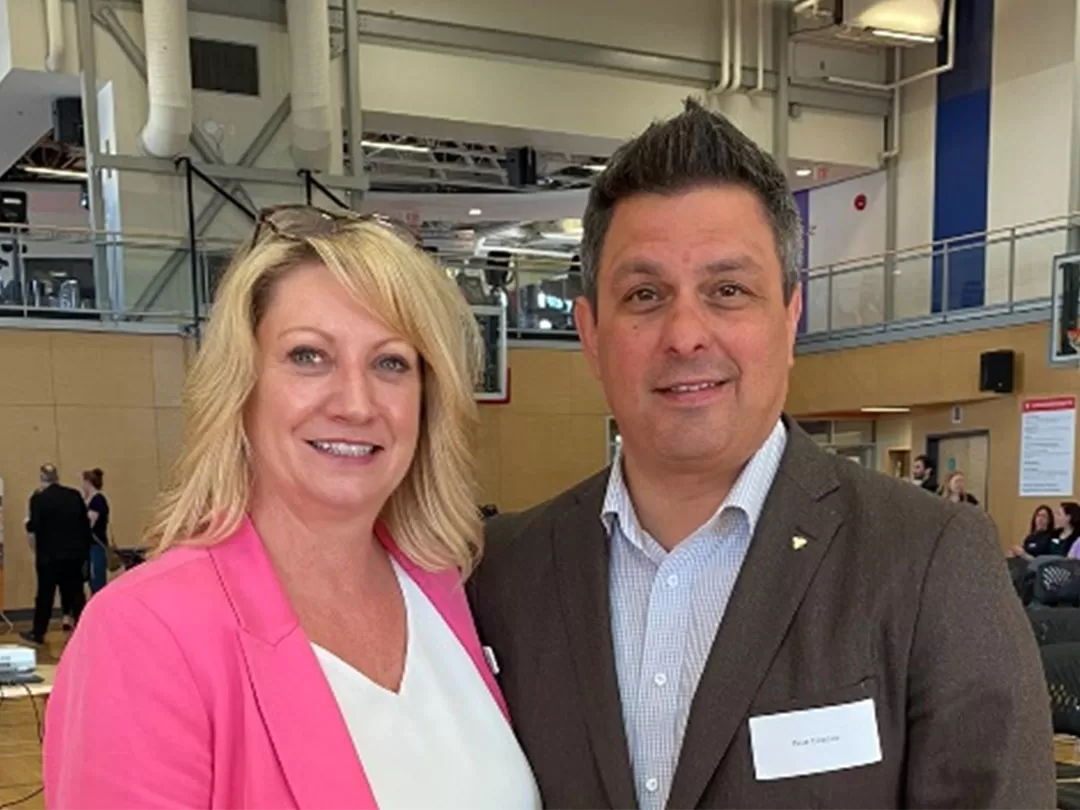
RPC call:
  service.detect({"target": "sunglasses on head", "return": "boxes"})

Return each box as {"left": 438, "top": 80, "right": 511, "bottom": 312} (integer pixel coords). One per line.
{"left": 249, "top": 204, "right": 422, "bottom": 250}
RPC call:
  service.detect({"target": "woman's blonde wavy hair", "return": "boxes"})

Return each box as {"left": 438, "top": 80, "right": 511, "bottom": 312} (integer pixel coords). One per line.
{"left": 146, "top": 216, "right": 485, "bottom": 575}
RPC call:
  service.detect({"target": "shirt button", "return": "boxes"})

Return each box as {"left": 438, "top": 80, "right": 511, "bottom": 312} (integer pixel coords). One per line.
{"left": 645, "top": 778, "right": 659, "bottom": 793}
{"left": 654, "top": 672, "right": 668, "bottom": 687}
{"left": 666, "top": 574, "right": 679, "bottom": 588}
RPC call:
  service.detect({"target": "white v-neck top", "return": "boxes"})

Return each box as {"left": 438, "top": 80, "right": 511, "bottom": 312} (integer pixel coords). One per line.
{"left": 312, "top": 559, "right": 541, "bottom": 810}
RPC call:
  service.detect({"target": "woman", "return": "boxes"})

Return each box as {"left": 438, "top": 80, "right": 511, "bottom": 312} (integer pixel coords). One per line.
{"left": 81, "top": 468, "right": 111, "bottom": 594}
{"left": 1010, "top": 504, "right": 1057, "bottom": 558}
{"left": 941, "top": 471, "right": 979, "bottom": 506}
{"left": 1057, "top": 502, "right": 1080, "bottom": 558}
{"left": 44, "top": 207, "right": 540, "bottom": 809}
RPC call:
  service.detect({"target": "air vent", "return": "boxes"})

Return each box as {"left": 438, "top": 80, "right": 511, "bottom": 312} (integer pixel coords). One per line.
{"left": 190, "top": 38, "right": 259, "bottom": 96}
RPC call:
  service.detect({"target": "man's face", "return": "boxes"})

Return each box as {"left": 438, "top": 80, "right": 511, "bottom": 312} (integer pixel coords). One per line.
{"left": 576, "top": 185, "right": 801, "bottom": 476}
{"left": 913, "top": 459, "right": 926, "bottom": 479}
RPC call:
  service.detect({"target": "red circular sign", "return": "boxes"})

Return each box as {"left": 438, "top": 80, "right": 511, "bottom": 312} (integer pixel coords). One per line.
{"left": 854, "top": 193, "right": 868, "bottom": 211}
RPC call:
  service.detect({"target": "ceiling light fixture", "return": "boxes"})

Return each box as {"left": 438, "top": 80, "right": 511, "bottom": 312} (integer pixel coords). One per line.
{"left": 870, "top": 28, "right": 937, "bottom": 44}
{"left": 860, "top": 406, "right": 912, "bottom": 414}
{"left": 360, "top": 140, "right": 432, "bottom": 154}
{"left": 468, "top": 208, "right": 483, "bottom": 216}
{"left": 21, "top": 165, "right": 88, "bottom": 180}
{"left": 585, "top": 163, "right": 607, "bottom": 172}
{"left": 795, "top": 168, "right": 813, "bottom": 178}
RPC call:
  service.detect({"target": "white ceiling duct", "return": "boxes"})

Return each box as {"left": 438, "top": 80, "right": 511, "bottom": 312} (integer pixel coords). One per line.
{"left": 44, "top": 0, "right": 64, "bottom": 72}
{"left": 139, "top": 0, "right": 193, "bottom": 158}
{"left": 286, "top": 0, "right": 332, "bottom": 172}
{"left": 843, "top": 0, "right": 945, "bottom": 38}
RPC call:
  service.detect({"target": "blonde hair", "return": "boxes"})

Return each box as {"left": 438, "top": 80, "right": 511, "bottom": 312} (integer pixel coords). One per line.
{"left": 146, "top": 220, "right": 485, "bottom": 575}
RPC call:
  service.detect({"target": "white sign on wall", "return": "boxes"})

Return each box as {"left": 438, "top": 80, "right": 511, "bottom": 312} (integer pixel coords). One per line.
{"left": 1020, "top": 396, "right": 1077, "bottom": 497}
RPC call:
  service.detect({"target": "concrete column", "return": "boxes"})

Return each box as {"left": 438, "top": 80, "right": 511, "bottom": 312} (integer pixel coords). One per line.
{"left": 343, "top": 0, "right": 365, "bottom": 210}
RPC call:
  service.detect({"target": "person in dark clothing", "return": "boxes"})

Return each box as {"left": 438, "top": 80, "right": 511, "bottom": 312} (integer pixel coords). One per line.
{"left": 1058, "top": 501, "right": 1080, "bottom": 558}
{"left": 1012, "top": 504, "right": 1058, "bottom": 558}
{"left": 20, "top": 464, "right": 92, "bottom": 644}
{"left": 912, "top": 453, "right": 937, "bottom": 492}
{"left": 82, "top": 468, "right": 111, "bottom": 595}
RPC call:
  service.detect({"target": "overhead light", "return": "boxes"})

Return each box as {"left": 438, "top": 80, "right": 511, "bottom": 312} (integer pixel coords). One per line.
{"left": 860, "top": 407, "right": 911, "bottom": 414}
{"left": 795, "top": 167, "right": 813, "bottom": 178}
{"left": 585, "top": 163, "right": 607, "bottom": 172}
{"left": 21, "top": 165, "right": 88, "bottom": 180}
{"left": 479, "top": 247, "right": 576, "bottom": 259}
{"left": 360, "top": 140, "right": 432, "bottom": 154}
{"left": 468, "top": 208, "right": 483, "bottom": 216}
{"left": 792, "top": 0, "right": 818, "bottom": 12}
{"left": 870, "top": 28, "right": 937, "bottom": 44}
{"left": 539, "top": 232, "right": 583, "bottom": 243}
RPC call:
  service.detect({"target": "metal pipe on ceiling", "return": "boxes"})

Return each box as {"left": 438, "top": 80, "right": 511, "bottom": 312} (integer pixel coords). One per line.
{"left": 287, "top": 0, "right": 333, "bottom": 171}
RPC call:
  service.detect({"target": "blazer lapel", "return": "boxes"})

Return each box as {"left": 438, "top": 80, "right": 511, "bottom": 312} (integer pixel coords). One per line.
{"left": 379, "top": 524, "right": 509, "bottom": 720}
{"left": 551, "top": 472, "right": 638, "bottom": 810}
{"left": 209, "top": 519, "right": 378, "bottom": 809}
{"left": 666, "top": 427, "right": 845, "bottom": 809}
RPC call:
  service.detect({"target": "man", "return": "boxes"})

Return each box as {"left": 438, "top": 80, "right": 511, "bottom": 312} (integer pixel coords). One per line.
{"left": 21, "top": 464, "right": 92, "bottom": 645}
{"left": 912, "top": 453, "right": 938, "bottom": 492}
{"left": 469, "top": 100, "right": 1053, "bottom": 809}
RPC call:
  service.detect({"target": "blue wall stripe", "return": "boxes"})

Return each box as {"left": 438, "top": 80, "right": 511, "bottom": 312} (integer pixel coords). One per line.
{"left": 795, "top": 189, "right": 810, "bottom": 333}
{"left": 931, "top": 0, "right": 994, "bottom": 312}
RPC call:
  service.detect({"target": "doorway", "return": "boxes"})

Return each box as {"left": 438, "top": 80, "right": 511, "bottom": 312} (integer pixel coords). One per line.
{"left": 927, "top": 431, "right": 990, "bottom": 507}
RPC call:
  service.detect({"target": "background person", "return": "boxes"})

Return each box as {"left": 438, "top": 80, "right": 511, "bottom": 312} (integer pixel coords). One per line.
{"left": 43, "top": 208, "right": 539, "bottom": 809}
{"left": 911, "top": 453, "right": 937, "bottom": 492}
{"left": 20, "top": 463, "right": 92, "bottom": 645}
{"left": 82, "top": 468, "right": 111, "bottom": 594}
{"left": 941, "top": 470, "right": 979, "bottom": 506}
{"left": 1010, "top": 504, "right": 1057, "bottom": 558}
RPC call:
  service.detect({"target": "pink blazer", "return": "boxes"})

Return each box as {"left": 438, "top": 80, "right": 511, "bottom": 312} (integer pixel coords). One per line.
{"left": 43, "top": 518, "right": 508, "bottom": 809}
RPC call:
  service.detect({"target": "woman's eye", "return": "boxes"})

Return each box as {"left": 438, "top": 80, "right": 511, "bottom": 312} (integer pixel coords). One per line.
{"left": 377, "top": 355, "right": 411, "bottom": 373}
{"left": 288, "top": 346, "right": 326, "bottom": 367}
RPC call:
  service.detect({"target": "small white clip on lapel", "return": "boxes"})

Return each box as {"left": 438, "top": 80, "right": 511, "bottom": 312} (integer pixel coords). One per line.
{"left": 792, "top": 535, "right": 809, "bottom": 551}
{"left": 483, "top": 646, "right": 500, "bottom": 676}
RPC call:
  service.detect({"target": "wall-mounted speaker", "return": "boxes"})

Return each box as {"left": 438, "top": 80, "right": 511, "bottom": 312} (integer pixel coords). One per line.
{"left": 979, "top": 349, "right": 1015, "bottom": 393}
{"left": 52, "top": 97, "right": 84, "bottom": 146}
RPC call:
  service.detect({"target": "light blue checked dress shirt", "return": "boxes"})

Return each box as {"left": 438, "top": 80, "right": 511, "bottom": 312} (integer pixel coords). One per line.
{"left": 602, "top": 420, "right": 787, "bottom": 810}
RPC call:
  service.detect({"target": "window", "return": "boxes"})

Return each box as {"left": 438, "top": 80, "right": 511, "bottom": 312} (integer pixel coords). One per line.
{"left": 190, "top": 38, "right": 259, "bottom": 96}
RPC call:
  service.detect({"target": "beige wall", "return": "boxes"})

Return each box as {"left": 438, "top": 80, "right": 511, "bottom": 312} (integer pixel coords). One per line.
{"left": 0, "top": 330, "right": 190, "bottom": 610}
{"left": 790, "top": 322, "right": 1080, "bottom": 550}
{"left": 477, "top": 347, "right": 609, "bottom": 512}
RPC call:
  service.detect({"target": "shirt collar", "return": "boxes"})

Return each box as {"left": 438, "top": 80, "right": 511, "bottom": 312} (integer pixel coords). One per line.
{"left": 601, "top": 419, "right": 788, "bottom": 544}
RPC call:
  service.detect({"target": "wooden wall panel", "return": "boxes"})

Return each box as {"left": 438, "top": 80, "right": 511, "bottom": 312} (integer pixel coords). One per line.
{"left": 51, "top": 333, "right": 156, "bottom": 408}
{"left": 0, "top": 332, "right": 53, "bottom": 406}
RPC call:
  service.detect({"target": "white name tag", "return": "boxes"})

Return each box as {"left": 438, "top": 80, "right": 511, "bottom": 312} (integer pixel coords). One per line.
{"left": 748, "top": 698, "right": 882, "bottom": 781}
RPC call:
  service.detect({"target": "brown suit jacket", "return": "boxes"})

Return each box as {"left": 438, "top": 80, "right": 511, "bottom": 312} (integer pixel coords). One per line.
{"left": 469, "top": 421, "right": 1055, "bottom": 808}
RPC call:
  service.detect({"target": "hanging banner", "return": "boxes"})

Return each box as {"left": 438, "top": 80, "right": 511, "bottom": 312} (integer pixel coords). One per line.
{"left": 1020, "top": 396, "right": 1077, "bottom": 497}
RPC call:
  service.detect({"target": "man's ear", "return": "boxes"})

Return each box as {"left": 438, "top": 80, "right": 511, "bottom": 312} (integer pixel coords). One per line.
{"left": 574, "top": 297, "right": 601, "bottom": 380}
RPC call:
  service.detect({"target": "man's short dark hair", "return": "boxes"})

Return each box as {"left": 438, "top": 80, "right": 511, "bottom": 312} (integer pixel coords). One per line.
{"left": 580, "top": 97, "right": 803, "bottom": 312}
{"left": 40, "top": 463, "right": 58, "bottom": 484}
{"left": 915, "top": 454, "right": 933, "bottom": 470}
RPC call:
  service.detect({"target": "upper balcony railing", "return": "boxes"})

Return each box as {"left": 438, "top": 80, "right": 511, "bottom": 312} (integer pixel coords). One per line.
{"left": 0, "top": 214, "right": 1075, "bottom": 349}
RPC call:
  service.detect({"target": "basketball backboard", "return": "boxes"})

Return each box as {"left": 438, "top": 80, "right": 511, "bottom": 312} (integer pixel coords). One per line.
{"left": 1050, "top": 252, "right": 1080, "bottom": 365}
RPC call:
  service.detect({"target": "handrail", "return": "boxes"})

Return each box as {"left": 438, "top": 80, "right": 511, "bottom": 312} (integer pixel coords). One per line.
{"left": 803, "top": 211, "right": 1080, "bottom": 276}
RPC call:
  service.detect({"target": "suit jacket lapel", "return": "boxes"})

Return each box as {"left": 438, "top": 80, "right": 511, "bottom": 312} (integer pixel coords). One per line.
{"left": 210, "top": 519, "right": 378, "bottom": 809}
{"left": 551, "top": 472, "right": 638, "bottom": 810}
{"left": 667, "top": 426, "right": 844, "bottom": 809}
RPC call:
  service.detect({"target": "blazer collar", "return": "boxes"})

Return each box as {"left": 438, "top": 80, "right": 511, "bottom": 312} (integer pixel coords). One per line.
{"left": 208, "top": 518, "right": 377, "bottom": 807}
{"left": 667, "top": 419, "right": 845, "bottom": 807}
{"left": 552, "top": 472, "right": 639, "bottom": 810}
{"left": 207, "top": 517, "right": 507, "bottom": 807}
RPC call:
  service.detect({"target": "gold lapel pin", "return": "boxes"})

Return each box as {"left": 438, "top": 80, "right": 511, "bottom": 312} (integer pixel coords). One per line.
{"left": 792, "top": 535, "right": 809, "bottom": 551}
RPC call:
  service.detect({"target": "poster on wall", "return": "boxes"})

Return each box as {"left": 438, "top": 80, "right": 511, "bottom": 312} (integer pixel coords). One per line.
{"left": 1019, "top": 397, "right": 1077, "bottom": 497}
